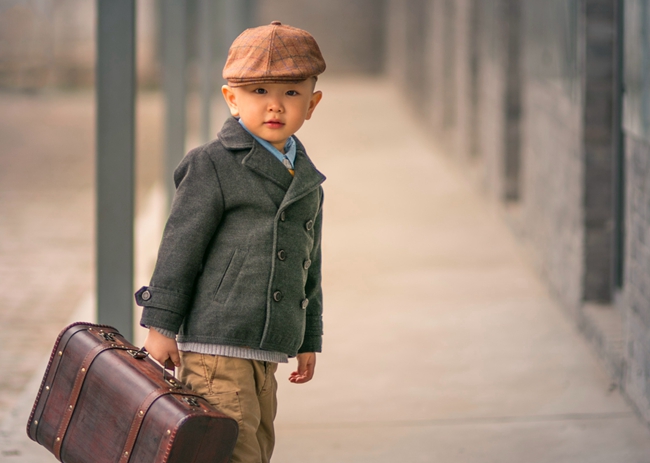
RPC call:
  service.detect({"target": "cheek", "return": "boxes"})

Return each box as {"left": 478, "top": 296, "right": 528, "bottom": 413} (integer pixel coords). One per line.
{"left": 291, "top": 100, "right": 312, "bottom": 117}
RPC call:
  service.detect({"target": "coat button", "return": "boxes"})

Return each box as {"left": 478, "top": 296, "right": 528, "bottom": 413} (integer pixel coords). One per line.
{"left": 301, "top": 298, "right": 309, "bottom": 309}
{"left": 280, "top": 211, "right": 286, "bottom": 221}
{"left": 305, "top": 219, "right": 313, "bottom": 231}
{"left": 303, "top": 259, "right": 311, "bottom": 270}
{"left": 141, "top": 290, "right": 151, "bottom": 301}
{"left": 277, "top": 250, "right": 286, "bottom": 261}
{"left": 273, "top": 291, "right": 283, "bottom": 302}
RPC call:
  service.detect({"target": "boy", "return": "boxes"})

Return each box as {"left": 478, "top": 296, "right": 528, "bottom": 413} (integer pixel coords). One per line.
{"left": 134, "top": 21, "right": 326, "bottom": 463}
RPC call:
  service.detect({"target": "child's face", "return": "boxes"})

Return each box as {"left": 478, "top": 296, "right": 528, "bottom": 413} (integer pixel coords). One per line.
{"left": 222, "top": 79, "right": 323, "bottom": 152}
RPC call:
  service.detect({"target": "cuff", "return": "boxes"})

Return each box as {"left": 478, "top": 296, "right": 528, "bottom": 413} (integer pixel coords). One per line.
{"left": 140, "top": 306, "right": 185, "bottom": 334}
{"left": 298, "top": 334, "right": 322, "bottom": 354}
{"left": 134, "top": 286, "right": 190, "bottom": 314}
{"left": 150, "top": 326, "right": 177, "bottom": 339}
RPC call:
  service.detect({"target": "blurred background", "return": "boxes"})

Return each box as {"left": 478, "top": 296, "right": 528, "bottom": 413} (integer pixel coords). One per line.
{"left": 2, "top": 0, "right": 650, "bottom": 461}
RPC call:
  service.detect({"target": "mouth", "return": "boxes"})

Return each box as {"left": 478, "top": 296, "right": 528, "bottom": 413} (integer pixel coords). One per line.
{"left": 264, "top": 120, "right": 285, "bottom": 129}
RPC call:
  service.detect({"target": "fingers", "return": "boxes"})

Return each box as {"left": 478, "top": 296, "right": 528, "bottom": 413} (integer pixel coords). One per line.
{"left": 143, "top": 329, "right": 181, "bottom": 367}
{"left": 168, "top": 345, "right": 181, "bottom": 368}
{"left": 289, "top": 353, "right": 316, "bottom": 384}
{"left": 146, "top": 346, "right": 171, "bottom": 367}
{"left": 162, "top": 349, "right": 181, "bottom": 369}
{"left": 288, "top": 371, "right": 311, "bottom": 383}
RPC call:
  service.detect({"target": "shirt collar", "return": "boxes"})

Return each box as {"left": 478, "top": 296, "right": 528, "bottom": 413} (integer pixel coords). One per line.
{"left": 238, "top": 119, "right": 296, "bottom": 168}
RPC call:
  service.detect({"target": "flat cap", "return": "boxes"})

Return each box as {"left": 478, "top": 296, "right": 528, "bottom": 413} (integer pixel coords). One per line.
{"left": 223, "top": 21, "right": 326, "bottom": 87}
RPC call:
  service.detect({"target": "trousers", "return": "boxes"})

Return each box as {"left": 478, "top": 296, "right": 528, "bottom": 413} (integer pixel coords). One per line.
{"left": 179, "top": 352, "right": 278, "bottom": 463}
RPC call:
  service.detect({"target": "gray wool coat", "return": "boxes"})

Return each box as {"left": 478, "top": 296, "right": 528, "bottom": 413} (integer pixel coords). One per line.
{"left": 135, "top": 117, "right": 325, "bottom": 356}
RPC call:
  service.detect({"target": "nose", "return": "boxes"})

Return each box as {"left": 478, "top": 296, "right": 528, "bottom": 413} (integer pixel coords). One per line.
{"left": 267, "top": 96, "right": 283, "bottom": 113}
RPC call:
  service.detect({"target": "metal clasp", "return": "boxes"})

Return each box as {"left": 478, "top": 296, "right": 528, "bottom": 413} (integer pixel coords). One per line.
{"left": 99, "top": 331, "right": 116, "bottom": 342}
{"left": 127, "top": 348, "right": 148, "bottom": 360}
{"left": 163, "top": 361, "right": 181, "bottom": 389}
{"left": 182, "top": 396, "right": 200, "bottom": 407}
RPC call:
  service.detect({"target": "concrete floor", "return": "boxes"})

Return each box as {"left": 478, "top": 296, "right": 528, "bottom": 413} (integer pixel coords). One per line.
{"left": 272, "top": 78, "right": 650, "bottom": 462}
{"left": 2, "top": 78, "right": 650, "bottom": 462}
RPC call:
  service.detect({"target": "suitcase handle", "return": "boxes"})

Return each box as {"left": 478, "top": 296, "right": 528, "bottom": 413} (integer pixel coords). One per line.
{"left": 163, "top": 359, "right": 182, "bottom": 389}
{"left": 127, "top": 347, "right": 149, "bottom": 360}
{"left": 138, "top": 347, "right": 182, "bottom": 389}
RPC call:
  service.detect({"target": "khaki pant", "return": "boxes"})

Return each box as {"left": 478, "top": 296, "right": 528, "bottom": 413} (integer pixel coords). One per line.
{"left": 179, "top": 352, "right": 278, "bottom": 463}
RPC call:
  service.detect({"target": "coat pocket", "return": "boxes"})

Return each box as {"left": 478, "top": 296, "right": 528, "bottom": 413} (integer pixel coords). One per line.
{"left": 213, "top": 247, "right": 249, "bottom": 304}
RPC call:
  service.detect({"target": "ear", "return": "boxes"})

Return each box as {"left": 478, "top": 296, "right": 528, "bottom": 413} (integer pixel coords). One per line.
{"left": 305, "top": 90, "right": 323, "bottom": 121}
{"left": 221, "top": 85, "right": 239, "bottom": 117}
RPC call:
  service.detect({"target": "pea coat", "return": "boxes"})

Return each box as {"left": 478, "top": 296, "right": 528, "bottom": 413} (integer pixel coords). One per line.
{"left": 135, "top": 117, "right": 325, "bottom": 356}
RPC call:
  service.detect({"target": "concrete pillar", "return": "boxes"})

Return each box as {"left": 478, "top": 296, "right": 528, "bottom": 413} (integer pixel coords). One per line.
{"left": 96, "top": 0, "right": 136, "bottom": 340}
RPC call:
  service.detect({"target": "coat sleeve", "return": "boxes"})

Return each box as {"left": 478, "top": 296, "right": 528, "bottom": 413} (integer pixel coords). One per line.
{"left": 136, "top": 147, "right": 224, "bottom": 333}
{"left": 298, "top": 187, "right": 324, "bottom": 353}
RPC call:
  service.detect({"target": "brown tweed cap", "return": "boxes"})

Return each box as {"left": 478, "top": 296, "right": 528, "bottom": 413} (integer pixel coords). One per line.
{"left": 223, "top": 21, "right": 326, "bottom": 87}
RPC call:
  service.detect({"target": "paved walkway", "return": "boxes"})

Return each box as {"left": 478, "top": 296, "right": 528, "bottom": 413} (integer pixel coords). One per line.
{"left": 0, "top": 91, "right": 94, "bottom": 427}
{"left": 2, "top": 78, "right": 650, "bottom": 462}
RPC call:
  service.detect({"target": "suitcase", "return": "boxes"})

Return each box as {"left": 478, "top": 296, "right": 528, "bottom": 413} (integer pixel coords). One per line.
{"left": 27, "top": 322, "right": 239, "bottom": 463}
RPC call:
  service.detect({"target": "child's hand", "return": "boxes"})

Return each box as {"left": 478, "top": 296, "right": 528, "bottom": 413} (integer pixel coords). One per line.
{"left": 143, "top": 328, "right": 181, "bottom": 368}
{"left": 289, "top": 352, "right": 316, "bottom": 384}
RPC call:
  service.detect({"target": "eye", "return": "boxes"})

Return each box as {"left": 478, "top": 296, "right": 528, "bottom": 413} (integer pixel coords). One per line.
{"left": 286, "top": 90, "right": 299, "bottom": 96}
{"left": 253, "top": 88, "right": 267, "bottom": 95}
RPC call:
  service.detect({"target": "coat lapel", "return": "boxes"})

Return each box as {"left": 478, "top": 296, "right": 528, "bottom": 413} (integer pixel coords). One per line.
{"left": 279, "top": 139, "right": 326, "bottom": 210}
{"left": 241, "top": 144, "right": 294, "bottom": 191}
{"left": 218, "top": 117, "right": 293, "bottom": 191}
{"left": 218, "top": 117, "right": 326, "bottom": 204}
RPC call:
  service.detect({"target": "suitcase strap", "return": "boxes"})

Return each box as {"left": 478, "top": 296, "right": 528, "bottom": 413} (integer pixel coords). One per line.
{"left": 27, "top": 323, "right": 111, "bottom": 442}
{"left": 52, "top": 342, "right": 113, "bottom": 459}
{"left": 52, "top": 341, "right": 137, "bottom": 460}
{"left": 119, "top": 389, "right": 209, "bottom": 463}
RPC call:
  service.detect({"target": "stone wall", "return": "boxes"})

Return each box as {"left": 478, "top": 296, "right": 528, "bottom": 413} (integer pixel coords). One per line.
{"left": 255, "top": 0, "right": 386, "bottom": 74}
{"left": 448, "top": 0, "right": 475, "bottom": 164}
{"left": 384, "top": 0, "right": 650, "bottom": 426}
{"left": 475, "top": 0, "right": 516, "bottom": 198}
{"left": 0, "top": 0, "right": 386, "bottom": 90}
{"left": 517, "top": 78, "right": 585, "bottom": 309}
{"left": 623, "top": 133, "right": 650, "bottom": 423}
{"left": 387, "top": 0, "right": 523, "bottom": 196}
{"left": 0, "top": 0, "right": 159, "bottom": 89}
{"left": 387, "top": 0, "right": 617, "bottom": 312}
{"left": 582, "top": 0, "right": 617, "bottom": 302}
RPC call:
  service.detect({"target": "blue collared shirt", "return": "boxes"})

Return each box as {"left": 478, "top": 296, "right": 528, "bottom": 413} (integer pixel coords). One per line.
{"left": 238, "top": 119, "right": 296, "bottom": 168}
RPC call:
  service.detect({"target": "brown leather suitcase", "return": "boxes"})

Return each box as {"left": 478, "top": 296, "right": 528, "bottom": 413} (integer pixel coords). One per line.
{"left": 27, "top": 322, "right": 239, "bottom": 463}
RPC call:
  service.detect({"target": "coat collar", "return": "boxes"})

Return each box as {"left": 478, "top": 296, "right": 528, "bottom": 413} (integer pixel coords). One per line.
{"left": 218, "top": 117, "right": 326, "bottom": 203}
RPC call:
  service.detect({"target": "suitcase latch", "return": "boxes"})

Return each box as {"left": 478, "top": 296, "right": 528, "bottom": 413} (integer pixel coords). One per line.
{"left": 127, "top": 348, "right": 148, "bottom": 360}
{"left": 182, "top": 396, "right": 200, "bottom": 408}
{"left": 99, "top": 331, "right": 116, "bottom": 342}
{"left": 165, "top": 377, "right": 182, "bottom": 389}
{"left": 163, "top": 367, "right": 182, "bottom": 389}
